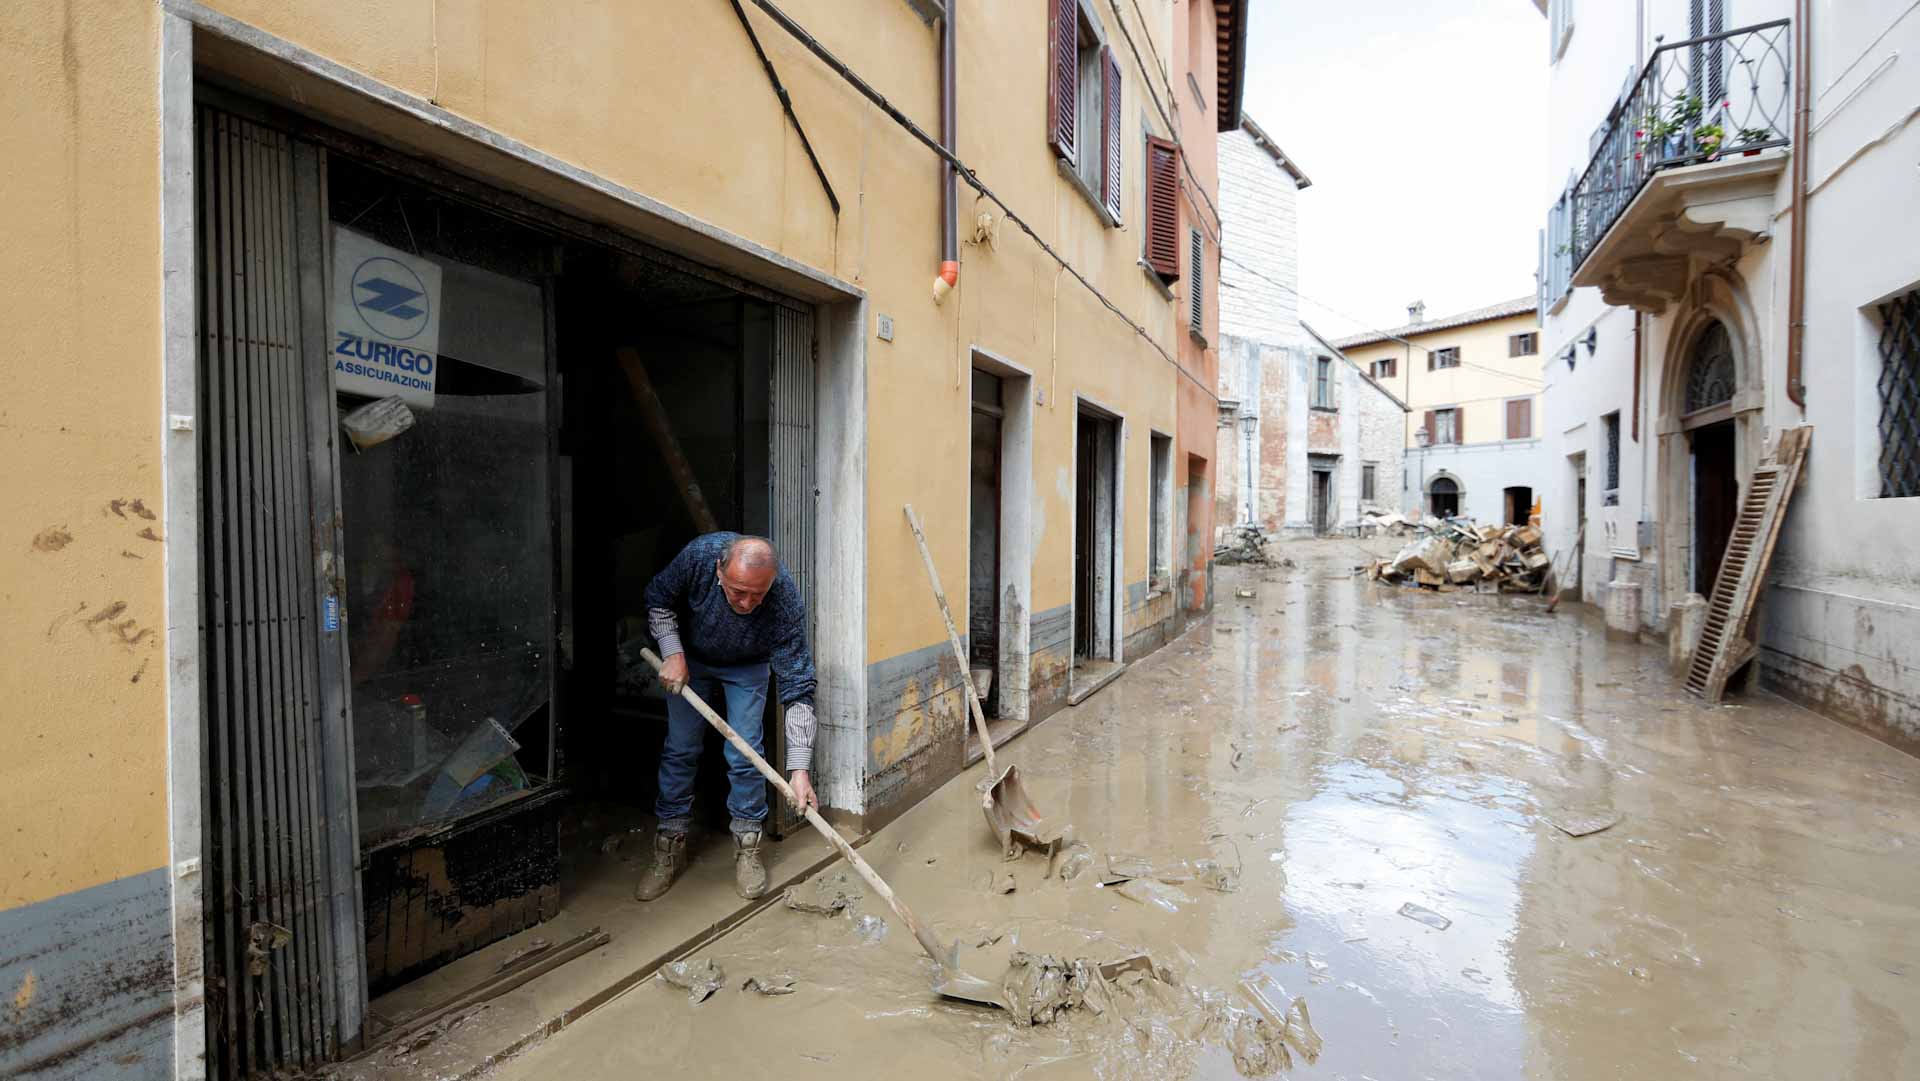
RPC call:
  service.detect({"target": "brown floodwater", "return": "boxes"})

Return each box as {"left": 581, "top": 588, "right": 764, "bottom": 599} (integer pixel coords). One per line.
{"left": 489, "top": 541, "right": 1920, "bottom": 1080}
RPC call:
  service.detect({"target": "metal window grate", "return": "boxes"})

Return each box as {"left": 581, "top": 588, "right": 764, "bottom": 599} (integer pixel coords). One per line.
{"left": 1685, "top": 320, "right": 1736, "bottom": 413}
{"left": 1879, "top": 289, "right": 1920, "bottom": 498}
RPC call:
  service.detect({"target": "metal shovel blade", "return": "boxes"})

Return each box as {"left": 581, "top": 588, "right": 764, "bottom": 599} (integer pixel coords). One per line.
{"left": 982, "top": 762, "right": 1060, "bottom": 856}
{"left": 933, "top": 939, "right": 1011, "bottom": 1011}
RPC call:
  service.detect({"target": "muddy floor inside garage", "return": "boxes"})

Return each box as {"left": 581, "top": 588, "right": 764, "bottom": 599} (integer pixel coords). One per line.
{"left": 477, "top": 538, "right": 1920, "bottom": 1080}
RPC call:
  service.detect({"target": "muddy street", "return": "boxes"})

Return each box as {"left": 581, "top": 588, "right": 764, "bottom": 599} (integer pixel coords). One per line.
{"left": 489, "top": 540, "right": 1920, "bottom": 1080}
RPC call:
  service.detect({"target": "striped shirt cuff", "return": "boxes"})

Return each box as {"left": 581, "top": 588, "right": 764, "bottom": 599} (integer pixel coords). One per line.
{"left": 784, "top": 701, "right": 816, "bottom": 773}
{"left": 646, "top": 606, "right": 684, "bottom": 660}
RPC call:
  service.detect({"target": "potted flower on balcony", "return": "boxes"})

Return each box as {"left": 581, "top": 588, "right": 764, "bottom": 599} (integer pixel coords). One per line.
{"left": 1694, "top": 123, "right": 1726, "bottom": 158}
{"left": 1736, "top": 127, "right": 1774, "bottom": 156}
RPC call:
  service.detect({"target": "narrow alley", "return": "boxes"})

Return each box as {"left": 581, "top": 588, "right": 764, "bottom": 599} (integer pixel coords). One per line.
{"left": 474, "top": 541, "right": 1920, "bottom": 1080}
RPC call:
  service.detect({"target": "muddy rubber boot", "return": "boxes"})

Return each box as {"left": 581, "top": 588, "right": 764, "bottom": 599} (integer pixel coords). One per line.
{"left": 733, "top": 830, "right": 769, "bottom": 900}
{"left": 634, "top": 830, "right": 688, "bottom": 902}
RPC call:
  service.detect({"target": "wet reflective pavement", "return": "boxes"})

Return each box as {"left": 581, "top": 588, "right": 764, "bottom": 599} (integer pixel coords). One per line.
{"left": 490, "top": 541, "right": 1920, "bottom": 1079}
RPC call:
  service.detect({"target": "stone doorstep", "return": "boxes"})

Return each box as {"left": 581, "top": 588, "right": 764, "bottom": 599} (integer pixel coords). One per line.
{"left": 330, "top": 824, "right": 844, "bottom": 1081}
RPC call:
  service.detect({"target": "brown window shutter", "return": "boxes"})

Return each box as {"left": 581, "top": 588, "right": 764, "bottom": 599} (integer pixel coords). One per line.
{"left": 1517, "top": 398, "right": 1533, "bottom": 438}
{"left": 1101, "top": 46, "right": 1122, "bottom": 221}
{"left": 1456, "top": 409, "right": 1465, "bottom": 444}
{"left": 1145, "top": 136, "right": 1181, "bottom": 279}
{"left": 1424, "top": 411, "right": 1435, "bottom": 443}
{"left": 1048, "top": 0, "right": 1078, "bottom": 165}
{"left": 1427, "top": 351, "right": 1435, "bottom": 371}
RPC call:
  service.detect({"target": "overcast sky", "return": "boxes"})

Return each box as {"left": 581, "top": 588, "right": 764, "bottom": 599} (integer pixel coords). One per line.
{"left": 1237, "top": 0, "right": 1548, "bottom": 339}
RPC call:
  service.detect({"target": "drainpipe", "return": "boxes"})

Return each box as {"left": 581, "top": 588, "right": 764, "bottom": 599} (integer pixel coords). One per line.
{"left": 1785, "top": 0, "right": 1811, "bottom": 408}
{"left": 934, "top": 0, "right": 960, "bottom": 303}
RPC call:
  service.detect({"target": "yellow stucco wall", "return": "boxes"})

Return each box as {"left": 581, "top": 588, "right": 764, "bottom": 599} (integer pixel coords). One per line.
{"left": 0, "top": 0, "right": 169, "bottom": 907}
{"left": 1346, "top": 311, "right": 1543, "bottom": 446}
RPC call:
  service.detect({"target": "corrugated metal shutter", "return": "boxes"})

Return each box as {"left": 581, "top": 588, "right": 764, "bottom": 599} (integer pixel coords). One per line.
{"left": 196, "top": 104, "right": 349, "bottom": 1078}
{"left": 768, "top": 304, "right": 815, "bottom": 835}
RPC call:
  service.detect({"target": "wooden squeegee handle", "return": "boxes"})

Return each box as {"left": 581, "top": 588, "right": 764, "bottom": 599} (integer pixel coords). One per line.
{"left": 902, "top": 505, "right": 998, "bottom": 776}
{"left": 638, "top": 648, "right": 948, "bottom": 964}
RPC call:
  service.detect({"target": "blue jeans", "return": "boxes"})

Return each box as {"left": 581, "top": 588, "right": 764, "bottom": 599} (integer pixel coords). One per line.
{"left": 656, "top": 655, "right": 770, "bottom": 836}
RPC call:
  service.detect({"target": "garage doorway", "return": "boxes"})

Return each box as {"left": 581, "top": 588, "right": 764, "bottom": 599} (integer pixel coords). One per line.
{"left": 1072, "top": 407, "right": 1122, "bottom": 698}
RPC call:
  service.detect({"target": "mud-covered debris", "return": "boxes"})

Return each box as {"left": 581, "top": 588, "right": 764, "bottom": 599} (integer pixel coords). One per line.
{"left": 660, "top": 958, "right": 725, "bottom": 1004}
{"left": 246, "top": 921, "right": 293, "bottom": 976}
{"left": 1281, "top": 996, "right": 1323, "bottom": 1063}
{"left": 784, "top": 872, "right": 861, "bottom": 916}
{"left": 1398, "top": 901, "right": 1452, "bottom": 930}
{"left": 741, "top": 974, "right": 797, "bottom": 995}
{"left": 600, "top": 835, "right": 622, "bottom": 854}
{"left": 853, "top": 913, "right": 888, "bottom": 944}
{"left": 497, "top": 937, "right": 550, "bottom": 972}
{"left": 992, "top": 871, "right": 1017, "bottom": 895}
{"left": 1236, "top": 588, "right": 1257, "bottom": 600}
{"left": 1116, "top": 878, "right": 1194, "bottom": 912}
{"left": 1001, "top": 952, "right": 1108, "bottom": 1026}
{"left": 1547, "top": 809, "right": 1623, "bottom": 837}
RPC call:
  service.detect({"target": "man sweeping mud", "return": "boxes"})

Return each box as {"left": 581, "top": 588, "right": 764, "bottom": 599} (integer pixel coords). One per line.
{"left": 637, "top": 533, "right": 817, "bottom": 901}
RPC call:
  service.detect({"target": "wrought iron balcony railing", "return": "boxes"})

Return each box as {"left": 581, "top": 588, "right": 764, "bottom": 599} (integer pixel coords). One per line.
{"left": 1564, "top": 19, "right": 1791, "bottom": 277}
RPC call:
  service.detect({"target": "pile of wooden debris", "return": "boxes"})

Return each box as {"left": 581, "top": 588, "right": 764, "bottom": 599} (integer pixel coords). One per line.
{"left": 1364, "top": 520, "right": 1553, "bottom": 593}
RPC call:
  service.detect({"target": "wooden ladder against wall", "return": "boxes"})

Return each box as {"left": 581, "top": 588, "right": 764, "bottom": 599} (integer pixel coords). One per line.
{"left": 1685, "top": 426, "right": 1813, "bottom": 702}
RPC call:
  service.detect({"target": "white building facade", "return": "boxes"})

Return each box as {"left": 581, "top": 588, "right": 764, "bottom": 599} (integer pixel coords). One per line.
{"left": 1536, "top": 0, "right": 1920, "bottom": 752}
{"left": 1217, "top": 118, "right": 1407, "bottom": 536}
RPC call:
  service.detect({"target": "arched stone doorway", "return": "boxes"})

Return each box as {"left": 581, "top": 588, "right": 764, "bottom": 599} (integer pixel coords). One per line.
{"left": 1656, "top": 273, "right": 1766, "bottom": 611}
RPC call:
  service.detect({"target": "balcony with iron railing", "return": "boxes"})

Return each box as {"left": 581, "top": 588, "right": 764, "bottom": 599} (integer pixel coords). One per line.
{"left": 1553, "top": 19, "right": 1792, "bottom": 314}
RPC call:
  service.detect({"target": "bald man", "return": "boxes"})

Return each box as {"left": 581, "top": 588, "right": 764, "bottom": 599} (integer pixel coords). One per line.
{"left": 636, "top": 532, "right": 818, "bottom": 901}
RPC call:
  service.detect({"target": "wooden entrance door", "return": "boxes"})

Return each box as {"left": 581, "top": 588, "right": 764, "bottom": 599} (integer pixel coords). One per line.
{"left": 1691, "top": 421, "right": 1738, "bottom": 594}
{"left": 1311, "top": 470, "right": 1332, "bottom": 535}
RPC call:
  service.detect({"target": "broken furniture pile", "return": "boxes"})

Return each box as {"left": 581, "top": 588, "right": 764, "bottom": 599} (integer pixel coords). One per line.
{"left": 1365, "top": 520, "right": 1553, "bottom": 593}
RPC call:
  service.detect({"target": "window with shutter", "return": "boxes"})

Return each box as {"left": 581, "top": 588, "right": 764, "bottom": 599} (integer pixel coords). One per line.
{"left": 1507, "top": 398, "right": 1533, "bottom": 439}
{"left": 1188, "top": 227, "right": 1204, "bottom": 337}
{"left": 1101, "top": 47, "right": 1122, "bottom": 222}
{"left": 1144, "top": 136, "right": 1180, "bottom": 281}
{"left": 1047, "top": 0, "right": 1077, "bottom": 165}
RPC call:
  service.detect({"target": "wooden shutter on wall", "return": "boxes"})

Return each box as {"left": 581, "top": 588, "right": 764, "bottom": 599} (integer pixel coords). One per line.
{"left": 1048, "top": 0, "right": 1078, "bottom": 164}
{"left": 1144, "top": 136, "right": 1180, "bottom": 279}
{"left": 1455, "top": 408, "right": 1465, "bottom": 444}
{"left": 1424, "top": 410, "right": 1436, "bottom": 444}
{"left": 1101, "top": 46, "right": 1122, "bottom": 221}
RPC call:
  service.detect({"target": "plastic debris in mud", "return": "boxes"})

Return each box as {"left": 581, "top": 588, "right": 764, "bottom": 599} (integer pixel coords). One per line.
{"left": 1052, "top": 843, "right": 1094, "bottom": 882}
{"left": 853, "top": 913, "right": 888, "bottom": 944}
{"left": 991, "top": 871, "right": 1017, "bottom": 895}
{"left": 660, "top": 958, "right": 725, "bottom": 1004}
{"left": 1114, "top": 878, "right": 1194, "bottom": 913}
{"left": 1398, "top": 901, "right": 1452, "bottom": 930}
{"left": 741, "top": 974, "right": 798, "bottom": 996}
